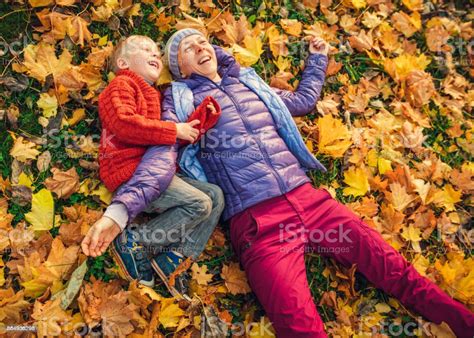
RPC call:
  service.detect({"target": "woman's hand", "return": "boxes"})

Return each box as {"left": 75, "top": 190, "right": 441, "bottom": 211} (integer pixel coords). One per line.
{"left": 308, "top": 36, "right": 329, "bottom": 56}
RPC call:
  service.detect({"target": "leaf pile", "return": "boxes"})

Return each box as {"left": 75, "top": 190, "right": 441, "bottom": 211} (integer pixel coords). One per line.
{"left": 0, "top": 0, "right": 472, "bottom": 336}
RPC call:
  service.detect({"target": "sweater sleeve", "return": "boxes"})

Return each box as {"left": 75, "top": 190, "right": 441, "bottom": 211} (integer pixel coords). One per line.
{"left": 100, "top": 79, "right": 178, "bottom": 145}
{"left": 273, "top": 53, "right": 328, "bottom": 117}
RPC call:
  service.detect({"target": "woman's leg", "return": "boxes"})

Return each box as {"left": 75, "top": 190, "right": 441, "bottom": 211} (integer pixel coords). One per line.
{"left": 230, "top": 194, "right": 328, "bottom": 338}
{"left": 294, "top": 184, "right": 474, "bottom": 337}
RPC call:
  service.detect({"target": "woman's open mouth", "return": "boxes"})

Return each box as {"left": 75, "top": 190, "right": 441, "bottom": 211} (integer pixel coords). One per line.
{"left": 198, "top": 56, "right": 211, "bottom": 65}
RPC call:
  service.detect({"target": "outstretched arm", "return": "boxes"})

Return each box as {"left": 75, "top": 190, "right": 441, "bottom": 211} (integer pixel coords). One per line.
{"left": 273, "top": 37, "right": 329, "bottom": 117}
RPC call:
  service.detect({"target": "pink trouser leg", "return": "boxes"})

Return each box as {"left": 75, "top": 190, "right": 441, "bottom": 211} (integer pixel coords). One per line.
{"left": 230, "top": 195, "right": 328, "bottom": 338}
{"left": 293, "top": 184, "right": 474, "bottom": 338}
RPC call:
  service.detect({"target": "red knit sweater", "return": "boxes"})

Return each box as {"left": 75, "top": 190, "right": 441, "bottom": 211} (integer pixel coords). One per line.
{"left": 98, "top": 70, "right": 221, "bottom": 192}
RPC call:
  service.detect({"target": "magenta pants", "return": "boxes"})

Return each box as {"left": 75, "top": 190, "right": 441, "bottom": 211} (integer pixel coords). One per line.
{"left": 230, "top": 183, "right": 474, "bottom": 337}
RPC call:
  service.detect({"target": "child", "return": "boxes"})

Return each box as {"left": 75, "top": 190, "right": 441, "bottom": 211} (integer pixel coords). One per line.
{"left": 81, "top": 35, "right": 224, "bottom": 296}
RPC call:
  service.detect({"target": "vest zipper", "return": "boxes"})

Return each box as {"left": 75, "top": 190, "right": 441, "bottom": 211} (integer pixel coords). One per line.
{"left": 213, "top": 82, "right": 286, "bottom": 194}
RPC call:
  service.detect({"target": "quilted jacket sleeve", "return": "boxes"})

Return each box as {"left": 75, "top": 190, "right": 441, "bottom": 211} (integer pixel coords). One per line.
{"left": 273, "top": 53, "right": 328, "bottom": 117}
{"left": 109, "top": 88, "right": 179, "bottom": 224}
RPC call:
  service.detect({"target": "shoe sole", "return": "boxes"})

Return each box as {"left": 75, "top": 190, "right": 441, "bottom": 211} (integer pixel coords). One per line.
{"left": 110, "top": 242, "right": 155, "bottom": 288}
{"left": 150, "top": 259, "right": 184, "bottom": 298}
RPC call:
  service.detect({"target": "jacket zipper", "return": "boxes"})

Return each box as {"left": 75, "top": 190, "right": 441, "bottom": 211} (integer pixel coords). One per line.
{"left": 212, "top": 81, "right": 286, "bottom": 194}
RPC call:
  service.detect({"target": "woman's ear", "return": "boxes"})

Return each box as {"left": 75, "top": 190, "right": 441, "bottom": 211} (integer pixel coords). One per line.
{"left": 116, "top": 57, "right": 129, "bottom": 70}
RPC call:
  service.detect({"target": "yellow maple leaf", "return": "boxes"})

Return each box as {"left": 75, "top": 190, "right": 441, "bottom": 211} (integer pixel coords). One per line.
{"left": 317, "top": 114, "right": 353, "bottom": 158}
{"left": 433, "top": 184, "right": 462, "bottom": 212}
{"left": 273, "top": 56, "right": 291, "bottom": 72}
{"left": 37, "top": 92, "right": 58, "bottom": 118}
{"left": 343, "top": 167, "right": 370, "bottom": 197}
{"left": 350, "top": 0, "right": 367, "bottom": 9}
{"left": 159, "top": 298, "right": 185, "bottom": 328}
{"left": 10, "top": 136, "right": 41, "bottom": 163}
{"left": 384, "top": 53, "right": 431, "bottom": 81}
{"left": 232, "top": 35, "right": 263, "bottom": 67}
{"left": 191, "top": 263, "right": 213, "bottom": 286}
{"left": 25, "top": 189, "right": 54, "bottom": 231}
{"left": 22, "top": 42, "right": 73, "bottom": 84}
{"left": 279, "top": 19, "right": 302, "bottom": 37}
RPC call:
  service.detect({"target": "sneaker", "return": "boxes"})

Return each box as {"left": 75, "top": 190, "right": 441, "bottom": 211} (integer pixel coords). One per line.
{"left": 151, "top": 250, "right": 190, "bottom": 298}
{"left": 109, "top": 228, "right": 155, "bottom": 287}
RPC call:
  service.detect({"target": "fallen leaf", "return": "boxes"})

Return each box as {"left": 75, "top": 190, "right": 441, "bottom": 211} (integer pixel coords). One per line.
{"left": 44, "top": 167, "right": 80, "bottom": 199}
{"left": 25, "top": 188, "right": 55, "bottom": 231}
{"left": 220, "top": 262, "right": 251, "bottom": 295}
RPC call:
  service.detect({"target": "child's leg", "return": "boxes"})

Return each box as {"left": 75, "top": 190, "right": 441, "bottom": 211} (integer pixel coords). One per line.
{"left": 134, "top": 175, "right": 213, "bottom": 254}
{"left": 175, "top": 176, "right": 225, "bottom": 259}
{"left": 293, "top": 184, "right": 474, "bottom": 337}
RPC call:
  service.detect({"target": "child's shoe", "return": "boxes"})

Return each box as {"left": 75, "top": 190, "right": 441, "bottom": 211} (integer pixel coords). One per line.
{"left": 109, "top": 228, "right": 155, "bottom": 287}
{"left": 151, "top": 250, "right": 190, "bottom": 298}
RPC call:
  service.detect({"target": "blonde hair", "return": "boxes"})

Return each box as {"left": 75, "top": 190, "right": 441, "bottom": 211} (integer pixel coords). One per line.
{"left": 110, "top": 35, "right": 157, "bottom": 73}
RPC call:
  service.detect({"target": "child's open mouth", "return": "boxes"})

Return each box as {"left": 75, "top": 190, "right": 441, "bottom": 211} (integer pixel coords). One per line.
{"left": 198, "top": 56, "right": 211, "bottom": 65}
{"left": 148, "top": 60, "right": 160, "bottom": 69}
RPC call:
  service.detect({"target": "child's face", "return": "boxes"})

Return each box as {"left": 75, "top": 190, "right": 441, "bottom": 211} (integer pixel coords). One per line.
{"left": 178, "top": 34, "right": 218, "bottom": 79}
{"left": 117, "top": 38, "right": 162, "bottom": 83}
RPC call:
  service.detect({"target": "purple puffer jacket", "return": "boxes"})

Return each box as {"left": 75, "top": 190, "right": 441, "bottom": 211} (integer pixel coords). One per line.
{"left": 112, "top": 46, "right": 328, "bottom": 222}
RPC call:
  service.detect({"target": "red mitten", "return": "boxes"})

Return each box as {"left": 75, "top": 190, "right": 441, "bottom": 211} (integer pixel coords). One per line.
{"left": 179, "top": 96, "right": 221, "bottom": 146}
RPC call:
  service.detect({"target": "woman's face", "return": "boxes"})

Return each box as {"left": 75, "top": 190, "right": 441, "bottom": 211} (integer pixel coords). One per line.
{"left": 177, "top": 34, "right": 218, "bottom": 79}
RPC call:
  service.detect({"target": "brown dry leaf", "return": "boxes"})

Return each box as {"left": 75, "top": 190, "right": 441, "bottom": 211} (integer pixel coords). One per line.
{"left": 348, "top": 29, "right": 373, "bottom": 52}
{"left": 168, "top": 256, "right": 192, "bottom": 287}
{"left": 99, "top": 292, "right": 140, "bottom": 336}
{"left": 176, "top": 13, "right": 207, "bottom": 34}
{"left": 387, "top": 182, "right": 415, "bottom": 212}
{"left": 405, "top": 70, "right": 435, "bottom": 107}
{"left": 32, "top": 298, "right": 72, "bottom": 336}
{"left": 215, "top": 13, "right": 250, "bottom": 45}
{"left": 270, "top": 71, "right": 295, "bottom": 91}
{"left": 0, "top": 288, "right": 30, "bottom": 324}
{"left": 391, "top": 11, "right": 421, "bottom": 37}
{"left": 316, "top": 96, "right": 340, "bottom": 116}
{"left": 191, "top": 263, "right": 214, "bottom": 286}
{"left": 44, "top": 167, "right": 80, "bottom": 199}
{"left": 425, "top": 25, "right": 451, "bottom": 53}
{"left": 220, "top": 262, "right": 251, "bottom": 295}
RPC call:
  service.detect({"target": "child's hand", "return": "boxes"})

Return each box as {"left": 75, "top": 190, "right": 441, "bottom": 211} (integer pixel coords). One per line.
{"left": 207, "top": 102, "right": 218, "bottom": 115}
{"left": 176, "top": 120, "right": 200, "bottom": 143}
{"left": 308, "top": 36, "right": 329, "bottom": 56}
{"left": 81, "top": 216, "right": 121, "bottom": 257}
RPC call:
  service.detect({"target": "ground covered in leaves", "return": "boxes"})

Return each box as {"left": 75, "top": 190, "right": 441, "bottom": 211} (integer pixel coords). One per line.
{"left": 0, "top": 0, "right": 473, "bottom": 336}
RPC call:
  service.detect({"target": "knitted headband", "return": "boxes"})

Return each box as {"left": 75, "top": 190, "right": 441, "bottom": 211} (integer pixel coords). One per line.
{"left": 164, "top": 28, "right": 205, "bottom": 79}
